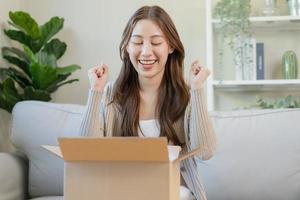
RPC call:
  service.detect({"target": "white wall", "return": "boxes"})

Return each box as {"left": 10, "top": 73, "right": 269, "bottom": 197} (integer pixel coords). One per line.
{"left": 0, "top": 0, "right": 20, "bottom": 68}
{"left": 1, "top": 0, "right": 294, "bottom": 110}
{"left": 17, "top": 0, "right": 206, "bottom": 104}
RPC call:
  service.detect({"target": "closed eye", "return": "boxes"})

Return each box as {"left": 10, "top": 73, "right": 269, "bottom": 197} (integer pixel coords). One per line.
{"left": 152, "top": 42, "right": 162, "bottom": 46}
{"left": 132, "top": 42, "right": 142, "bottom": 45}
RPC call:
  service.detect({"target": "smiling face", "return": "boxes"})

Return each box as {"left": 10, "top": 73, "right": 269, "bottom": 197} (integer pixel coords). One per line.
{"left": 126, "top": 19, "right": 173, "bottom": 81}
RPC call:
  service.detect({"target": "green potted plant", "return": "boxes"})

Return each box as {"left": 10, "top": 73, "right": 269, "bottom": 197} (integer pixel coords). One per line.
{"left": 213, "top": 0, "right": 252, "bottom": 80}
{"left": 256, "top": 95, "right": 300, "bottom": 109}
{"left": 0, "top": 11, "right": 81, "bottom": 113}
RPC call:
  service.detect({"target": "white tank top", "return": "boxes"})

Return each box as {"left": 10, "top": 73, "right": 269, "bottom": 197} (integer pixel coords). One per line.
{"left": 138, "top": 119, "right": 196, "bottom": 200}
{"left": 138, "top": 119, "right": 160, "bottom": 137}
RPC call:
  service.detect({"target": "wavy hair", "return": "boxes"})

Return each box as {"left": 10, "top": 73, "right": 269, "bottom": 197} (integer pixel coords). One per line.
{"left": 113, "top": 5, "right": 189, "bottom": 145}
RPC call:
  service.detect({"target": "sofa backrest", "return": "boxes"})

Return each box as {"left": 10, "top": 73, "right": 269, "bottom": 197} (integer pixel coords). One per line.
{"left": 11, "top": 101, "right": 85, "bottom": 198}
{"left": 11, "top": 101, "right": 300, "bottom": 200}
{"left": 199, "top": 109, "right": 300, "bottom": 200}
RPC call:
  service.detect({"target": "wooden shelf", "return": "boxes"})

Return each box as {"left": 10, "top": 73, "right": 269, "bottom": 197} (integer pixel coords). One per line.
{"left": 213, "top": 79, "right": 300, "bottom": 91}
{"left": 212, "top": 15, "right": 300, "bottom": 31}
{"left": 206, "top": 0, "right": 300, "bottom": 110}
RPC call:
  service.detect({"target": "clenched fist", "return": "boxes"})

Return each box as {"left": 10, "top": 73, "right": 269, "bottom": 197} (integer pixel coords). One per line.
{"left": 88, "top": 63, "right": 109, "bottom": 92}
{"left": 189, "top": 60, "right": 211, "bottom": 90}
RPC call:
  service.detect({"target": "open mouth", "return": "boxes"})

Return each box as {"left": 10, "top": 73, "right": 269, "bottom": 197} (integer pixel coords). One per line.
{"left": 138, "top": 59, "right": 157, "bottom": 65}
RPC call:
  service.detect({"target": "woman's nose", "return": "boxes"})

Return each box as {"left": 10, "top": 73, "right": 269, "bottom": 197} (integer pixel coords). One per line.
{"left": 141, "top": 42, "right": 153, "bottom": 57}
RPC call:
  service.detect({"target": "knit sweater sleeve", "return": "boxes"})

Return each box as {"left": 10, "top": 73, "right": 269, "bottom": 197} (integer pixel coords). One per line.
{"left": 186, "top": 89, "right": 217, "bottom": 160}
{"left": 79, "top": 84, "right": 111, "bottom": 137}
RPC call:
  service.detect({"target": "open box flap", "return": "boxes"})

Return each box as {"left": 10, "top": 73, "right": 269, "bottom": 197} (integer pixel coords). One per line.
{"left": 42, "top": 137, "right": 201, "bottom": 163}
{"left": 173, "top": 147, "right": 202, "bottom": 163}
{"left": 57, "top": 137, "right": 169, "bottom": 162}
{"left": 42, "top": 145, "right": 63, "bottom": 158}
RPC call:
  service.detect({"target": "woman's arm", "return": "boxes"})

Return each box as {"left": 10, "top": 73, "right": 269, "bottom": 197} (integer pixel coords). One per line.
{"left": 79, "top": 64, "right": 109, "bottom": 137}
{"left": 186, "top": 60, "right": 217, "bottom": 160}
{"left": 79, "top": 89, "right": 105, "bottom": 137}
{"left": 187, "top": 89, "right": 217, "bottom": 160}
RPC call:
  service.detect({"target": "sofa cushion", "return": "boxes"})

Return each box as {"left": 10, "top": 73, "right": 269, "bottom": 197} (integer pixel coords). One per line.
{"left": 199, "top": 109, "right": 300, "bottom": 200}
{"left": 0, "top": 152, "right": 26, "bottom": 200}
{"left": 11, "top": 101, "right": 85, "bottom": 198}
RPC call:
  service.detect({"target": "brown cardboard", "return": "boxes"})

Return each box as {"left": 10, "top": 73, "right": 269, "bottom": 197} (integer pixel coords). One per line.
{"left": 42, "top": 137, "right": 198, "bottom": 200}
{"left": 59, "top": 137, "right": 169, "bottom": 162}
{"left": 174, "top": 146, "right": 202, "bottom": 163}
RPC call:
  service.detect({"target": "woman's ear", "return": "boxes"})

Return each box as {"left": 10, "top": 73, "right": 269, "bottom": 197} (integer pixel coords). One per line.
{"left": 169, "top": 47, "right": 174, "bottom": 54}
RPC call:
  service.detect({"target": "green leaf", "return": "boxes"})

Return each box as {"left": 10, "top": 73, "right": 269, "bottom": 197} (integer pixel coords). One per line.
{"left": 0, "top": 68, "right": 31, "bottom": 88}
{"left": 294, "top": 100, "right": 300, "bottom": 108}
{"left": 23, "top": 45, "right": 38, "bottom": 63}
{"left": 47, "top": 77, "right": 78, "bottom": 93}
{"left": 3, "top": 29, "right": 36, "bottom": 50}
{"left": 23, "top": 86, "right": 51, "bottom": 101}
{"left": 277, "top": 100, "right": 284, "bottom": 108}
{"left": 289, "top": 101, "right": 296, "bottom": 108}
{"left": 285, "top": 95, "right": 292, "bottom": 106}
{"left": 30, "top": 62, "right": 58, "bottom": 90}
{"left": 0, "top": 86, "right": 14, "bottom": 113}
{"left": 54, "top": 79, "right": 79, "bottom": 90}
{"left": 9, "top": 11, "right": 40, "bottom": 39}
{"left": 2, "top": 55, "right": 31, "bottom": 76}
{"left": 42, "top": 38, "right": 67, "bottom": 59}
{"left": 2, "top": 78, "right": 22, "bottom": 100}
{"left": 56, "top": 65, "right": 81, "bottom": 75}
{"left": 260, "top": 101, "right": 267, "bottom": 108}
{"left": 36, "top": 51, "right": 57, "bottom": 67}
{"left": 40, "top": 17, "right": 64, "bottom": 45}
{"left": 2, "top": 47, "right": 30, "bottom": 63}
{"left": 256, "top": 98, "right": 262, "bottom": 103}
{"left": 0, "top": 78, "right": 22, "bottom": 112}
{"left": 45, "top": 73, "right": 70, "bottom": 93}
{"left": 0, "top": 68, "right": 5, "bottom": 78}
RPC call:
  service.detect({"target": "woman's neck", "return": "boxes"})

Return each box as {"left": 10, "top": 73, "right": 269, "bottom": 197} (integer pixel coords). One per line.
{"left": 138, "top": 74, "right": 163, "bottom": 94}
{"left": 138, "top": 75, "right": 163, "bottom": 120}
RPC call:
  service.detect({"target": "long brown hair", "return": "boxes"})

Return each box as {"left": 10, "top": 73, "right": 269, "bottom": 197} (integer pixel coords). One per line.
{"left": 113, "top": 5, "right": 189, "bottom": 145}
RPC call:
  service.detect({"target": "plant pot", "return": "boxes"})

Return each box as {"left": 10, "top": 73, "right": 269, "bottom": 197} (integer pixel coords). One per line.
{"left": 263, "top": 0, "right": 280, "bottom": 16}
{"left": 282, "top": 50, "right": 298, "bottom": 79}
{"left": 287, "top": 0, "right": 300, "bottom": 16}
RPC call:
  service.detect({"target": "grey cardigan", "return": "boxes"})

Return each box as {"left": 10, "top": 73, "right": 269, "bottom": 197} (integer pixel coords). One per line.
{"left": 79, "top": 82, "right": 217, "bottom": 200}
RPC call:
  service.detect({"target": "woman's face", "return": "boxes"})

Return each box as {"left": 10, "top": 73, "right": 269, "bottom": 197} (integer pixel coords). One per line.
{"left": 126, "top": 19, "right": 173, "bottom": 80}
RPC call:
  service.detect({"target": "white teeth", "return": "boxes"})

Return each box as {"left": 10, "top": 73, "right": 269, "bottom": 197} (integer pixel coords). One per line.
{"left": 139, "top": 60, "right": 156, "bottom": 65}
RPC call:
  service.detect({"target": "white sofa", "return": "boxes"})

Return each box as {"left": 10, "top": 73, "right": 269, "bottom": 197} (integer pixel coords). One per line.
{"left": 1, "top": 100, "right": 300, "bottom": 200}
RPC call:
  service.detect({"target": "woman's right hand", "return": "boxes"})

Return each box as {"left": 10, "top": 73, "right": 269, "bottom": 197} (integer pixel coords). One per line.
{"left": 88, "top": 63, "right": 109, "bottom": 92}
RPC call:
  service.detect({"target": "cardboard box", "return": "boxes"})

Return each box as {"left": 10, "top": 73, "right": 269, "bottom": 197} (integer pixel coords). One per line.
{"left": 43, "top": 137, "right": 199, "bottom": 200}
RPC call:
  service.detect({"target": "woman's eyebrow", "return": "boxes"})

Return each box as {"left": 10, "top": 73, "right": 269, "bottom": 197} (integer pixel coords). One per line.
{"left": 131, "top": 34, "right": 164, "bottom": 38}
{"left": 131, "top": 35, "right": 143, "bottom": 38}
{"left": 151, "top": 35, "right": 164, "bottom": 38}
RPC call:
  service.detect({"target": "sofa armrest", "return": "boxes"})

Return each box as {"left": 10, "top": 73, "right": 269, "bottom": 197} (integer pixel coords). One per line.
{"left": 0, "top": 152, "right": 28, "bottom": 200}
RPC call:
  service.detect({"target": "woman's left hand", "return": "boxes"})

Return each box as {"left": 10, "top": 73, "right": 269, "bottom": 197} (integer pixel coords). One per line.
{"left": 189, "top": 60, "right": 211, "bottom": 90}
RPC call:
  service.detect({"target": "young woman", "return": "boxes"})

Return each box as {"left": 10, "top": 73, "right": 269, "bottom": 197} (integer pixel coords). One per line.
{"left": 80, "top": 5, "right": 217, "bottom": 200}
